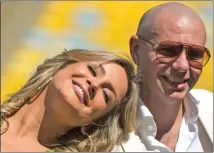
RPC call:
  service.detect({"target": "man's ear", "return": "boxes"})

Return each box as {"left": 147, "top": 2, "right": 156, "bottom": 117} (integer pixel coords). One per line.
{"left": 129, "top": 35, "right": 139, "bottom": 65}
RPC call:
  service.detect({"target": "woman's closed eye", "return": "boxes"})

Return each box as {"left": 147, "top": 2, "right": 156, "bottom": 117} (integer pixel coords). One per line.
{"left": 87, "top": 64, "right": 97, "bottom": 77}
{"left": 103, "top": 89, "right": 109, "bottom": 104}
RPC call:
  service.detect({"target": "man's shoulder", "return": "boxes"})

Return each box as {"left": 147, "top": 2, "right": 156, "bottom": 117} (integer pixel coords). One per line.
{"left": 190, "top": 89, "right": 213, "bottom": 115}
{"left": 190, "top": 89, "right": 213, "bottom": 102}
{"left": 190, "top": 89, "right": 213, "bottom": 143}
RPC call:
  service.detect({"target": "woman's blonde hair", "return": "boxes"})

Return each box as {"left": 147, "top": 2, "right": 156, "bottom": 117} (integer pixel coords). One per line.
{"left": 1, "top": 49, "right": 138, "bottom": 152}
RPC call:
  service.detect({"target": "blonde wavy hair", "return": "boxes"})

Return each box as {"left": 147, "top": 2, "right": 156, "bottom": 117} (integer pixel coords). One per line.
{"left": 1, "top": 49, "right": 138, "bottom": 152}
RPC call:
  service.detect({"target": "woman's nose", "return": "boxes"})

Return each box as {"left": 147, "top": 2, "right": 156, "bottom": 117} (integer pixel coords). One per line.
{"left": 86, "top": 79, "right": 100, "bottom": 88}
{"left": 86, "top": 79, "right": 99, "bottom": 100}
{"left": 86, "top": 80, "right": 91, "bottom": 85}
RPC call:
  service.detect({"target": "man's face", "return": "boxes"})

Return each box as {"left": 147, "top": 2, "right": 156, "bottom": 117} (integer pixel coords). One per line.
{"left": 131, "top": 14, "right": 207, "bottom": 102}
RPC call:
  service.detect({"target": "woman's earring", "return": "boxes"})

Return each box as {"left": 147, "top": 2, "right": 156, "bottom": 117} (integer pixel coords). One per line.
{"left": 81, "top": 126, "right": 87, "bottom": 135}
{"left": 91, "top": 120, "right": 109, "bottom": 127}
{"left": 81, "top": 126, "right": 93, "bottom": 152}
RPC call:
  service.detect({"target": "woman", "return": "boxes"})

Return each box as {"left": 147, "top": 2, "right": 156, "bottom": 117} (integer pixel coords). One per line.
{"left": 1, "top": 49, "right": 138, "bottom": 152}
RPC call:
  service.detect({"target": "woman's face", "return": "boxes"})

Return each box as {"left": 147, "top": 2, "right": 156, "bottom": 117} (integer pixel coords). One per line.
{"left": 45, "top": 61, "right": 128, "bottom": 127}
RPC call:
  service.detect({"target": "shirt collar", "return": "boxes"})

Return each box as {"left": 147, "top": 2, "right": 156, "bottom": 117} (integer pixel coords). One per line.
{"left": 136, "top": 98, "right": 157, "bottom": 137}
{"left": 137, "top": 98, "right": 153, "bottom": 119}
{"left": 184, "top": 91, "right": 199, "bottom": 122}
{"left": 136, "top": 90, "right": 200, "bottom": 136}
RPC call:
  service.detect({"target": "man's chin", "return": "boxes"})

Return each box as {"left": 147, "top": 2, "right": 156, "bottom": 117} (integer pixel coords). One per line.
{"left": 162, "top": 89, "right": 189, "bottom": 103}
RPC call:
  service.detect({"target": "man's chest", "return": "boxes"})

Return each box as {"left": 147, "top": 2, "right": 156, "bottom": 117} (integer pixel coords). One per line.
{"left": 139, "top": 117, "right": 201, "bottom": 152}
{"left": 158, "top": 110, "right": 183, "bottom": 151}
{"left": 159, "top": 131, "right": 180, "bottom": 151}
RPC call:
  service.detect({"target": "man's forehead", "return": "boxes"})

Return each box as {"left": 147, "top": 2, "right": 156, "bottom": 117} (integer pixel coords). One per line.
{"left": 137, "top": 2, "right": 206, "bottom": 45}
{"left": 151, "top": 14, "right": 206, "bottom": 45}
{"left": 177, "top": 17, "right": 190, "bottom": 27}
{"left": 155, "top": 12, "right": 202, "bottom": 29}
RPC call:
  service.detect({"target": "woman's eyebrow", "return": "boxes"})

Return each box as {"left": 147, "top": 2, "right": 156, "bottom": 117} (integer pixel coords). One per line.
{"left": 98, "top": 64, "right": 106, "bottom": 75}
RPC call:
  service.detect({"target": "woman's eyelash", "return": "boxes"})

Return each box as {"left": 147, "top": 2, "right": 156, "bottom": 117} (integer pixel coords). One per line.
{"left": 88, "top": 64, "right": 109, "bottom": 104}
{"left": 87, "top": 65, "right": 97, "bottom": 77}
{"left": 103, "top": 90, "right": 109, "bottom": 104}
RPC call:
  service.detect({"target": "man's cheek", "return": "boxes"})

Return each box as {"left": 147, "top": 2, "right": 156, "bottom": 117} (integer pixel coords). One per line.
{"left": 190, "top": 75, "right": 200, "bottom": 88}
{"left": 190, "top": 68, "right": 202, "bottom": 86}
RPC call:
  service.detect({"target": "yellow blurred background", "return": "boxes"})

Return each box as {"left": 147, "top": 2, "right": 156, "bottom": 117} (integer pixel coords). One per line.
{"left": 1, "top": 1, "right": 213, "bottom": 102}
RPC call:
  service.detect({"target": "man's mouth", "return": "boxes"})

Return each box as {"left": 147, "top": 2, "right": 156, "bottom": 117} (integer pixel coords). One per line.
{"left": 161, "top": 75, "right": 189, "bottom": 89}
{"left": 72, "top": 81, "right": 89, "bottom": 106}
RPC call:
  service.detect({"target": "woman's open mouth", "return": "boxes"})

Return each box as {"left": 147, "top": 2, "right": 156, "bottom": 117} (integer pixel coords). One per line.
{"left": 72, "top": 81, "right": 89, "bottom": 106}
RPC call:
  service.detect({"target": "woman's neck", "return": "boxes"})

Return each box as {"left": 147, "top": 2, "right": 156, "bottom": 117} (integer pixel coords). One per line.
{"left": 5, "top": 94, "right": 46, "bottom": 139}
{"left": 1, "top": 90, "right": 47, "bottom": 152}
{"left": 37, "top": 110, "right": 74, "bottom": 148}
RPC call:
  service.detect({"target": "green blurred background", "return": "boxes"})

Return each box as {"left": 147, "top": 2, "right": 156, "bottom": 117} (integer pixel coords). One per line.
{"left": 1, "top": 1, "right": 213, "bottom": 102}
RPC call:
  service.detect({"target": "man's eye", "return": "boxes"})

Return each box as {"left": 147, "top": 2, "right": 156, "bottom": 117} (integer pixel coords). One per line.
{"left": 87, "top": 64, "right": 97, "bottom": 77}
{"left": 103, "top": 90, "right": 109, "bottom": 104}
{"left": 158, "top": 48, "right": 179, "bottom": 57}
{"left": 188, "top": 49, "right": 204, "bottom": 60}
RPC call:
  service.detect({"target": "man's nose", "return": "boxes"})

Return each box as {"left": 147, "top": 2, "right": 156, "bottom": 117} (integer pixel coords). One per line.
{"left": 172, "top": 48, "right": 189, "bottom": 72}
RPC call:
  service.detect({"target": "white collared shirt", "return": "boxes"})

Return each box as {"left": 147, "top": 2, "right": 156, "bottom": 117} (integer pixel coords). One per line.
{"left": 113, "top": 89, "right": 213, "bottom": 152}
{"left": 136, "top": 89, "right": 213, "bottom": 152}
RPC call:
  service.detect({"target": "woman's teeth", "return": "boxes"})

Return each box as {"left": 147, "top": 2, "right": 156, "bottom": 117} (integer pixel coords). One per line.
{"left": 74, "top": 84, "right": 85, "bottom": 99}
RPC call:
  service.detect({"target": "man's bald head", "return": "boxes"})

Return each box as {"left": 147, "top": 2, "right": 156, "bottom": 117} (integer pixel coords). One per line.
{"left": 137, "top": 2, "right": 206, "bottom": 42}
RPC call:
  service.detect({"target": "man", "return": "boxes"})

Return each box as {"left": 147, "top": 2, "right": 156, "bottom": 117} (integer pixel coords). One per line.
{"left": 129, "top": 2, "right": 213, "bottom": 152}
